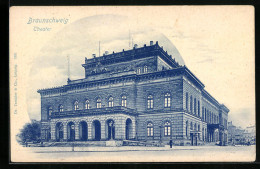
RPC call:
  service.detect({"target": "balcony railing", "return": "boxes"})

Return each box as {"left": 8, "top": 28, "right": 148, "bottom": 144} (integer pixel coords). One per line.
{"left": 50, "top": 106, "right": 136, "bottom": 118}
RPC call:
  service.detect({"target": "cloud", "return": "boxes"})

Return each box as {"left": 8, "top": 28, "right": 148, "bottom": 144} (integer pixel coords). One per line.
{"left": 229, "top": 107, "right": 255, "bottom": 128}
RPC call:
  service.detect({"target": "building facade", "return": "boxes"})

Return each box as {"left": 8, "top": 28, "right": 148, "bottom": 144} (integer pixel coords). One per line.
{"left": 228, "top": 122, "right": 255, "bottom": 145}
{"left": 38, "top": 41, "right": 229, "bottom": 146}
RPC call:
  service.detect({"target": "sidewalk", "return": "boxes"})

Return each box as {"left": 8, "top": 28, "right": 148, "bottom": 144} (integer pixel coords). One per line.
{"left": 18, "top": 145, "right": 255, "bottom": 162}
{"left": 31, "top": 145, "right": 233, "bottom": 153}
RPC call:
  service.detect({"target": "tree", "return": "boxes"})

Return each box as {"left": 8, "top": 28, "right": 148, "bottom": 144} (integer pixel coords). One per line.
{"left": 18, "top": 120, "right": 41, "bottom": 144}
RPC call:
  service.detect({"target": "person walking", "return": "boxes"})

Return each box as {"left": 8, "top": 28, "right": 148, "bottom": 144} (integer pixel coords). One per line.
{"left": 169, "top": 139, "right": 173, "bottom": 148}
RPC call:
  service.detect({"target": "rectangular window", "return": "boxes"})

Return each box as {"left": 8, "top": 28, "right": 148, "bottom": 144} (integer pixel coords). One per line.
{"left": 147, "top": 128, "right": 153, "bottom": 136}
{"left": 186, "top": 93, "right": 188, "bottom": 110}
{"left": 164, "top": 96, "right": 171, "bottom": 108}
{"left": 190, "top": 96, "right": 193, "bottom": 113}
{"left": 194, "top": 98, "right": 196, "bottom": 114}
{"left": 164, "top": 127, "right": 171, "bottom": 136}
{"left": 148, "top": 98, "right": 153, "bottom": 109}
{"left": 122, "top": 100, "right": 127, "bottom": 107}
{"left": 109, "top": 102, "right": 113, "bottom": 107}
{"left": 137, "top": 68, "right": 141, "bottom": 74}
{"left": 144, "top": 66, "right": 148, "bottom": 73}
{"left": 97, "top": 102, "right": 101, "bottom": 108}
{"left": 198, "top": 101, "right": 200, "bottom": 117}
{"left": 202, "top": 107, "right": 204, "bottom": 120}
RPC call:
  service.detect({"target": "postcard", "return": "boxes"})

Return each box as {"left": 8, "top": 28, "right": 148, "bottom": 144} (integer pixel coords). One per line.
{"left": 9, "top": 6, "right": 255, "bottom": 162}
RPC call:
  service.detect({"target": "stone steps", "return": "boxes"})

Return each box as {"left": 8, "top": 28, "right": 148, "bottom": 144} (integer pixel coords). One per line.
{"left": 123, "top": 140, "right": 164, "bottom": 147}
{"left": 43, "top": 141, "right": 107, "bottom": 147}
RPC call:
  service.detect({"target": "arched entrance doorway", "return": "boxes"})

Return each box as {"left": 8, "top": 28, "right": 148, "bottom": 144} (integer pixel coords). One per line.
{"left": 106, "top": 119, "right": 115, "bottom": 140}
{"left": 92, "top": 120, "right": 101, "bottom": 141}
{"left": 55, "top": 122, "right": 63, "bottom": 142}
{"left": 67, "top": 122, "right": 75, "bottom": 141}
{"left": 79, "top": 121, "right": 88, "bottom": 141}
{"left": 125, "top": 118, "right": 133, "bottom": 140}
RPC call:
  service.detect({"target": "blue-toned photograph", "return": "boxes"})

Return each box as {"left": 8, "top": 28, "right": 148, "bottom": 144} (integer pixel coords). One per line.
{"left": 10, "top": 6, "right": 255, "bottom": 162}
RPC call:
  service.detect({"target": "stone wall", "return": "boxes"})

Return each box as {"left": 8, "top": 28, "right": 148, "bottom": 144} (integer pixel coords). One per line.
{"left": 136, "top": 76, "right": 184, "bottom": 112}
{"left": 41, "top": 82, "right": 136, "bottom": 121}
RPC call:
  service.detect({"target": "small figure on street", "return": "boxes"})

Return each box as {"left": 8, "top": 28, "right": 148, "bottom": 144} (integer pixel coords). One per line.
{"left": 72, "top": 143, "right": 74, "bottom": 152}
{"left": 169, "top": 139, "right": 173, "bottom": 148}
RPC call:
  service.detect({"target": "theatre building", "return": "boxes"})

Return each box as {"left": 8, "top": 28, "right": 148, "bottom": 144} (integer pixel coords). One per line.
{"left": 38, "top": 41, "right": 229, "bottom": 146}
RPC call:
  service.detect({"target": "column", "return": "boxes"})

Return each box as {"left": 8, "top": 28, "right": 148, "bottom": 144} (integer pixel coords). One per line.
{"left": 88, "top": 122, "right": 93, "bottom": 140}
{"left": 63, "top": 123, "right": 67, "bottom": 141}
{"left": 101, "top": 119, "right": 106, "bottom": 140}
{"left": 187, "top": 127, "right": 190, "bottom": 140}
{"left": 121, "top": 118, "right": 126, "bottom": 140}
{"left": 212, "top": 130, "right": 215, "bottom": 142}
{"left": 75, "top": 122, "right": 80, "bottom": 140}
{"left": 50, "top": 122, "right": 56, "bottom": 141}
{"left": 209, "top": 131, "right": 211, "bottom": 142}
{"left": 131, "top": 120, "right": 136, "bottom": 139}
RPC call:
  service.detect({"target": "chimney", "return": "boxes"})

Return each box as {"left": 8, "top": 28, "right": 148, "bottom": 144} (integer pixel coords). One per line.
{"left": 92, "top": 54, "right": 96, "bottom": 58}
{"left": 150, "top": 41, "right": 153, "bottom": 46}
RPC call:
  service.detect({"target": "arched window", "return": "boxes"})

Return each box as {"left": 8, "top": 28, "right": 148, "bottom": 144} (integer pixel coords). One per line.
{"left": 147, "top": 95, "right": 153, "bottom": 109}
{"left": 144, "top": 66, "right": 148, "bottom": 73}
{"left": 58, "top": 105, "right": 63, "bottom": 112}
{"left": 190, "top": 122, "right": 193, "bottom": 130}
{"left": 96, "top": 98, "right": 102, "bottom": 108}
{"left": 147, "top": 122, "right": 154, "bottom": 137}
{"left": 164, "top": 93, "right": 171, "bottom": 108}
{"left": 108, "top": 97, "right": 114, "bottom": 107}
{"left": 48, "top": 107, "right": 53, "bottom": 118}
{"left": 85, "top": 100, "right": 90, "bottom": 110}
{"left": 137, "top": 67, "right": 141, "bottom": 74}
{"left": 164, "top": 121, "right": 171, "bottom": 136}
{"left": 74, "top": 101, "right": 79, "bottom": 111}
{"left": 121, "top": 95, "right": 127, "bottom": 107}
{"left": 190, "top": 96, "right": 193, "bottom": 113}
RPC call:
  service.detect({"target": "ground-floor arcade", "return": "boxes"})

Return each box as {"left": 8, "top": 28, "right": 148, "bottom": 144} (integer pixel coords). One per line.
{"left": 41, "top": 113, "right": 136, "bottom": 142}
{"left": 41, "top": 111, "right": 228, "bottom": 146}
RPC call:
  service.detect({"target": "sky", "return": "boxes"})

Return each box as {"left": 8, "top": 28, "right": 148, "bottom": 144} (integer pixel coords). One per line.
{"left": 23, "top": 6, "right": 254, "bottom": 129}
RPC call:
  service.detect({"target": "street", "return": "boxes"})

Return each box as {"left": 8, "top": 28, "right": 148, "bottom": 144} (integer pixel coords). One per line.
{"left": 14, "top": 145, "right": 256, "bottom": 162}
